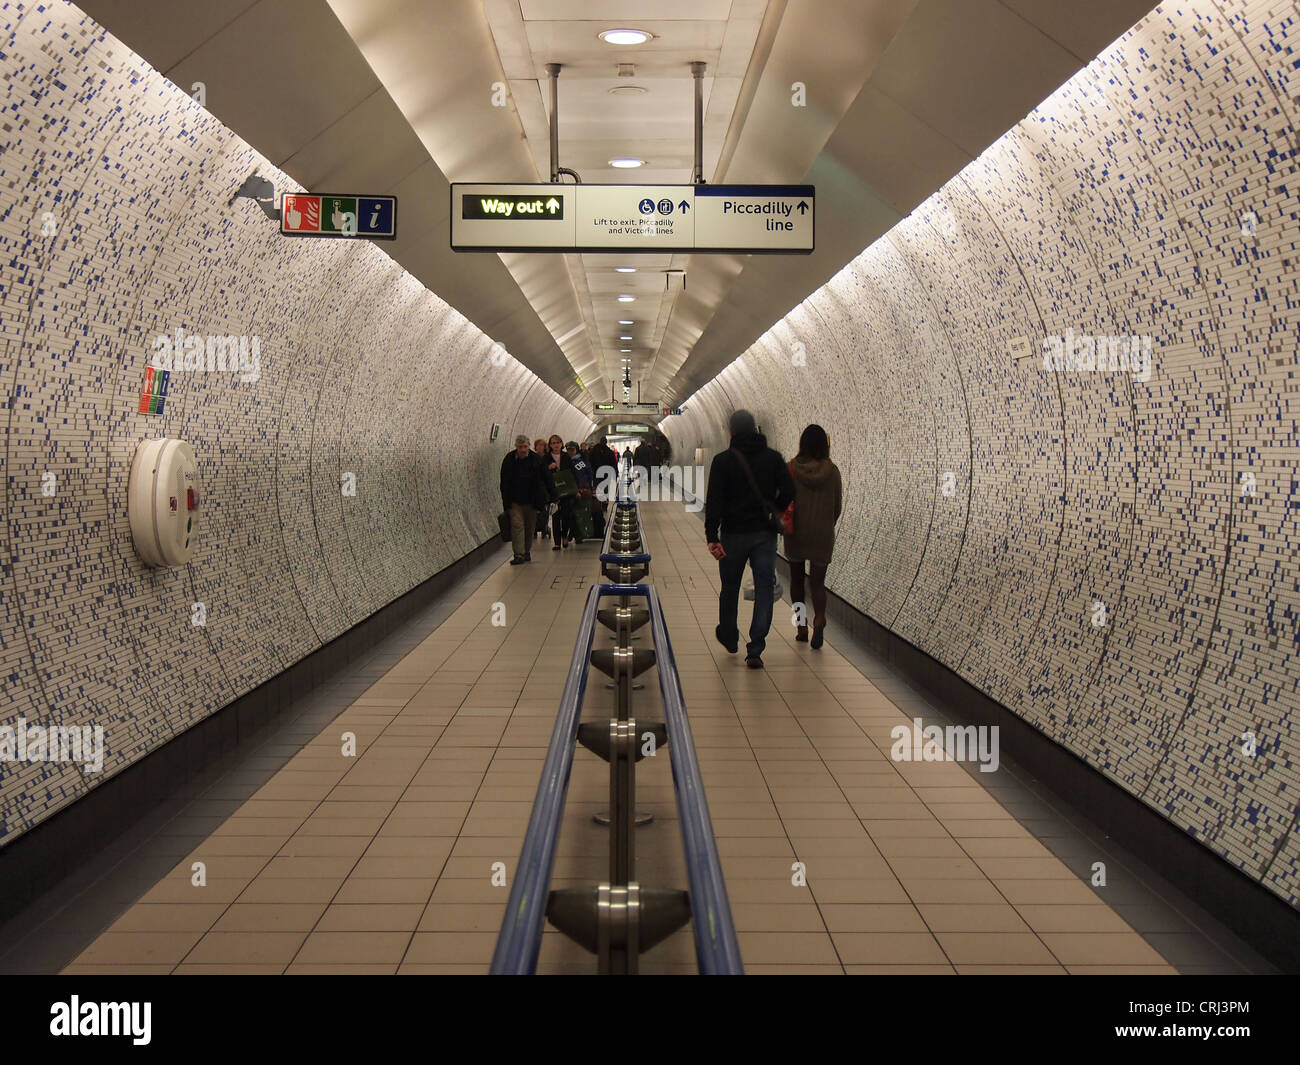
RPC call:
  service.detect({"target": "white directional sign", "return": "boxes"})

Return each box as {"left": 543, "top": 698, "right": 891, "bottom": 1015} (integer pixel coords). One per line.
{"left": 450, "top": 183, "right": 813, "bottom": 254}
{"left": 694, "top": 185, "right": 813, "bottom": 253}
{"left": 576, "top": 185, "right": 693, "bottom": 250}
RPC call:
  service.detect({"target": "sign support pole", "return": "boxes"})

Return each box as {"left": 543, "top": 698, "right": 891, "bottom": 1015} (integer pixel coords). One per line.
{"left": 690, "top": 61, "right": 706, "bottom": 186}
{"left": 547, "top": 63, "right": 561, "bottom": 184}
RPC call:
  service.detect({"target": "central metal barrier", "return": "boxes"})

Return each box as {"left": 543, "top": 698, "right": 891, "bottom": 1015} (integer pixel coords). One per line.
{"left": 490, "top": 484, "right": 742, "bottom": 975}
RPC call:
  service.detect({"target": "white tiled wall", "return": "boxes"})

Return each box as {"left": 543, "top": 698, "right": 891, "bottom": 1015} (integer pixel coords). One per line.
{"left": 0, "top": 1, "right": 590, "bottom": 844}
{"left": 663, "top": 0, "right": 1300, "bottom": 906}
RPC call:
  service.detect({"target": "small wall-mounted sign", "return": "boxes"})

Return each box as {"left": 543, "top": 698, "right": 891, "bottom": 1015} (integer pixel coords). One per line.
{"left": 490, "top": 423, "right": 500, "bottom": 442}
{"left": 139, "top": 366, "right": 170, "bottom": 415}
{"left": 280, "top": 193, "right": 397, "bottom": 240}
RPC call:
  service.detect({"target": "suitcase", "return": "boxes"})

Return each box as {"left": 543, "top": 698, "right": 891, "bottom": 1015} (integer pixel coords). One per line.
{"left": 498, "top": 511, "right": 511, "bottom": 544}
{"left": 571, "top": 500, "right": 595, "bottom": 541}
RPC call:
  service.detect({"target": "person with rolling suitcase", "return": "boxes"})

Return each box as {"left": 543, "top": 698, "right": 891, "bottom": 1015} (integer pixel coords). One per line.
{"left": 566, "top": 442, "right": 595, "bottom": 543}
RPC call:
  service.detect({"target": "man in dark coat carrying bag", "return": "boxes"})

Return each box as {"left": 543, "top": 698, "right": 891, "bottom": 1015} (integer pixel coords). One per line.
{"left": 704, "top": 410, "right": 796, "bottom": 669}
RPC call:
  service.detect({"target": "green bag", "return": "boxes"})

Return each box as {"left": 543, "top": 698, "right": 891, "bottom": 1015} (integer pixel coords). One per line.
{"left": 552, "top": 467, "right": 578, "bottom": 498}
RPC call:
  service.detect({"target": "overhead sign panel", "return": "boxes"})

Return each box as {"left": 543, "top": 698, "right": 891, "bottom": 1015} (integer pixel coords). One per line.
{"left": 575, "top": 185, "right": 693, "bottom": 250}
{"left": 450, "top": 183, "right": 813, "bottom": 254}
{"left": 694, "top": 185, "right": 813, "bottom": 253}
{"left": 451, "top": 183, "right": 577, "bottom": 250}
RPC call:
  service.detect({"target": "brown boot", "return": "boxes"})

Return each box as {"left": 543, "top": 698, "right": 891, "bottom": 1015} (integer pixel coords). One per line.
{"left": 796, "top": 625, "right": 809, "bottom": 643}
{"left": 810, "top": 615, "right": 826, "bottom": 650}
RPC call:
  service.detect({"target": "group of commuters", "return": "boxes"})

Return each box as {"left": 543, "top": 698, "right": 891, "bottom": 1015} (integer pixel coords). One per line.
{"left": 504, "top": 413, "right": 842, "bottom": 672}
{"left": 499, "top": 435, "right": 624, "bottom": 565}
{"left": 705, "top": 410, "right": 842, "bottom": 669}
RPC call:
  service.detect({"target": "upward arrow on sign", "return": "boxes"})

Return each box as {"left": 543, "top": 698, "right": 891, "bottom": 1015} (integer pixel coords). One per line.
{"left": 546, "top": 198, "right": 560, "bottom": 213}
{"left": 678, "top": 200, "right": 691, "bottom": 213}
{"left": 796, "top": 201, "right": 809, "bottom": 215}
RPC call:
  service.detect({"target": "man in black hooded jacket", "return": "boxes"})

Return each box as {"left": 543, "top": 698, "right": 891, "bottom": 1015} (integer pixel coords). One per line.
{"left": 704, "top": 410, "right": 796, "bottom": 668}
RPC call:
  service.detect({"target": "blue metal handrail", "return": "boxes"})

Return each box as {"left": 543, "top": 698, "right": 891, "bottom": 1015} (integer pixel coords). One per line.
{"left": 644, "top": 585, "right": 743, "bottom": 974}
{"left": 490, "top": 584, "right": 602, "bottom": 975}
{"left": 491, "top": 582, "right": 743, "bottom": 975}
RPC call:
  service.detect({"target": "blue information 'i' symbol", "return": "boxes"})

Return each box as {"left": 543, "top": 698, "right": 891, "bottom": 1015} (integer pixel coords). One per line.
{"left": 639, "top": 198, "right": 655, "bottom": 216}
{"left": 658, "top": 198, "right": 674, "bottom": 215}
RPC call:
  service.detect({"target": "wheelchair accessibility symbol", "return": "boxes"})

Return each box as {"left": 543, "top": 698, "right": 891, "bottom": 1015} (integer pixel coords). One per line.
{"left": 639, "top": 198, "right": 655, "bottom": 215}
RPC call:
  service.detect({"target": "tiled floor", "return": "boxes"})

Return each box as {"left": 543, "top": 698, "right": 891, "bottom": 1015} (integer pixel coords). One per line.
{"left": 25, "top": 501, "right": 1272, "bottom": 973}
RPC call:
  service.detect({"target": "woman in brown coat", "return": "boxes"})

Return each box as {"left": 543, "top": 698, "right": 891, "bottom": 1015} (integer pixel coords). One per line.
{"left": 784, "top": 424, "right": 842, "bottom": 649}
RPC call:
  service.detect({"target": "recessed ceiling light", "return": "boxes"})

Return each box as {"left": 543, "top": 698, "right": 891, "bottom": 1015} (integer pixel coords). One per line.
{"left": 618, "top": 320, "right": 634, "bottom": 325}
{"left": 618, "top": 295, "right": 635, "bottom": 302}
{"left": 620, "top": 336, "right": 633, "bottom": 341}
{"left": 616, "top": 267, "right": 637, "bottom": 273}
{"left": 608, "top": 157, "right": 645, "bottom": 169}
{"left": 599, "top": 28, "right": 651, "bottom": 46}
{"left": 608, "top": 85, "right": 649, "bottom": 96}
{"left": 620, "top": 348, "right": 631, "bottom": 353}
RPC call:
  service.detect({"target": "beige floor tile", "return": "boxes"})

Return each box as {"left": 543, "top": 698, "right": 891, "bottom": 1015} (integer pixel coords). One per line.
{"left": 735, "top": 932, "right": 841, "bottom": 965}
{"left": 212, "top": 902, "right": 329, "bottom": 932}
{"left": 316, "top": 904, "right": 425, "bottom": 932}
{"left": 404, "top": 932, "right": 500, "bottom": 964}
{"left": 831, "top": 932, "right": 949, "bottom": 965}
{"left": 916, "top": 904, "right": 1031, "bottom": 933}
{"left": 294, "top": 932, "right": 412, "bottom": 964}
{"left": 108, "top": 903, "right": 228, "bottom": 933}
{"left": 819, "top": 904, "right": 929, "bottom": 933}
{"left": 184, "top": 932, "right": 307, "bottom": 965}
{"left": 934, "top": 932, "right": 1058, "bottom": 965}
{"left": 1038, "top": 932, "right": 1171, "bottom": 966}
{"left": 73, "top": 931, "right": 204, "bottom": 968}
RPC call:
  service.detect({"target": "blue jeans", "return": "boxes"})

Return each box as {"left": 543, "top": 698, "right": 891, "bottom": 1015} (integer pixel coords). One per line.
{"left": 718, "top": 529, "right": 778, "bottom": 658}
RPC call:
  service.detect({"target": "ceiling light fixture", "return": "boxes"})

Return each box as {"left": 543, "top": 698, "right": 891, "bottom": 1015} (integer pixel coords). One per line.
{"left": 619, "top": 320, "right": 634, "bottom": 325}
{"left": 618, "top": 295, "right": 635, "bottom": 302}
{"left": 608, "top": 157, "right": 645, "bottom": 169}
{"left": 608, "top": 85, "right": 648, "bottom": 96}
{"left": 620, "top": 336, "right": 633, "bottom": 341}
{"left": 616, "top": 267, "right": 637, "bottom": 273}
{"left": 599, "top": 28, "right": 651, "bottom": 46}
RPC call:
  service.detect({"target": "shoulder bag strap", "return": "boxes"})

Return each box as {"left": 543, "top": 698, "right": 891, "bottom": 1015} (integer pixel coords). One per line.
{"left": 730, "top": 447, "right": 779, "bottom": 522}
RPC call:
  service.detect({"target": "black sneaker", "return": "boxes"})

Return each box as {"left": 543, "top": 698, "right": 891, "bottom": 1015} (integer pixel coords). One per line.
{"left": 745, "top": 655, "right": 764, "bottom": 669}
{"left": 509, "top": 557, "right": 525, "bottom": 566}
{"left": 715, "top": 625, "right": 738, "bottom": 654}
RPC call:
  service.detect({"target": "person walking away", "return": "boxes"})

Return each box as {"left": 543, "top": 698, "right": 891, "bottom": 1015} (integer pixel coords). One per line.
{"left": 588, "top": 436, "right": 619, "bottom": 519}
{"left": 784, "top": 424, "right": 842, "bottom": 649}
{"left": 544, "top": 434, "right": 576, "bottom": 548}
{"left": 633, "top": 438, "right": 662, "bottom": 499}
{"left": 705, "top": 410, "right": 796, "bottom": 668}
{"left": 501, "top": 435, "right": 549, "bottom": 564}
